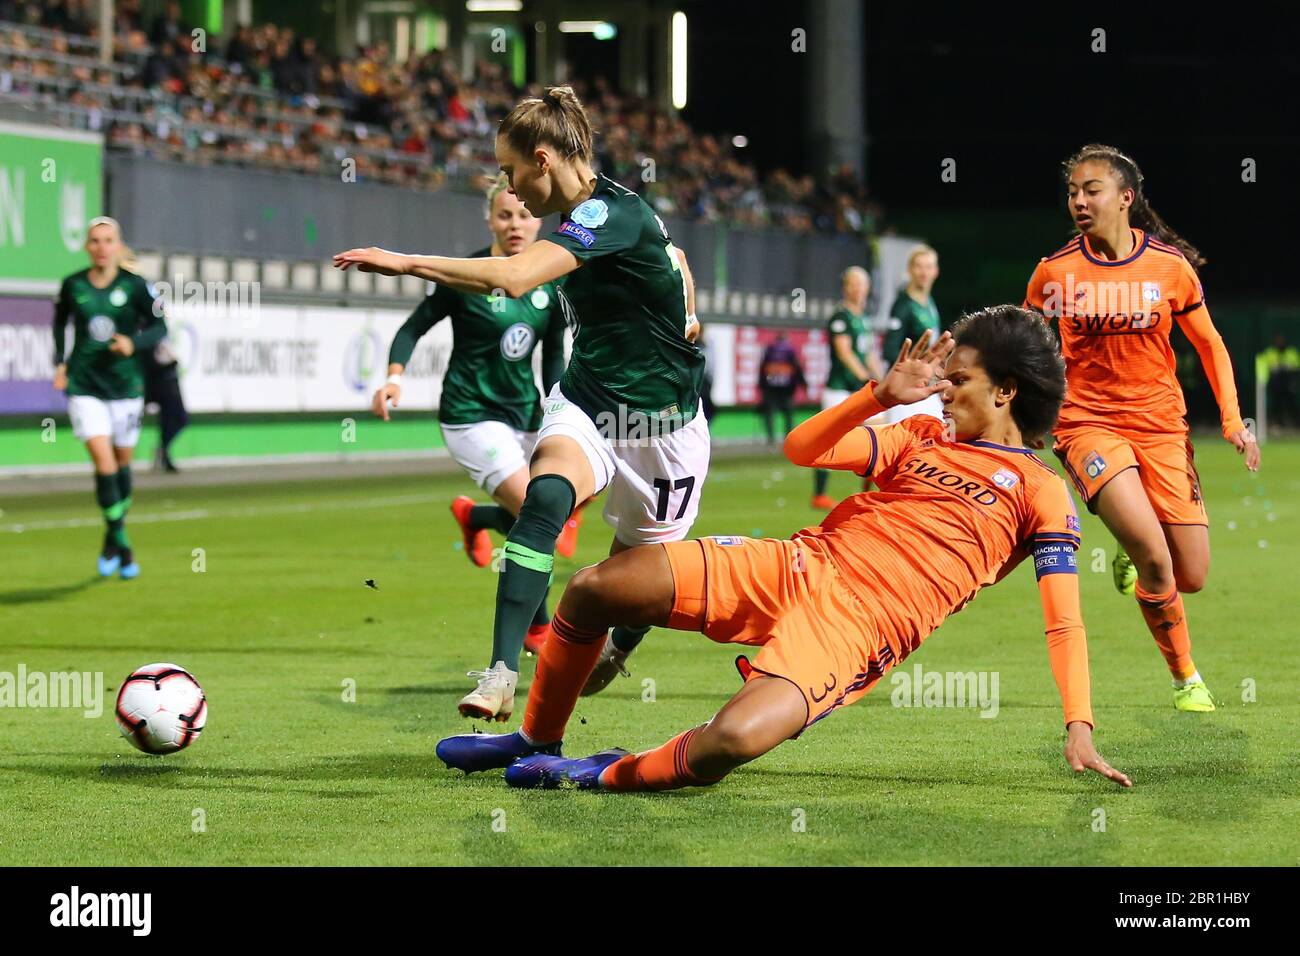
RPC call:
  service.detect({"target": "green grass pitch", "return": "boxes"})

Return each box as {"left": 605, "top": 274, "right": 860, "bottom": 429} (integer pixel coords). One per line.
{"left": 1, "top": 441, "right": 1296, "bottom": 866}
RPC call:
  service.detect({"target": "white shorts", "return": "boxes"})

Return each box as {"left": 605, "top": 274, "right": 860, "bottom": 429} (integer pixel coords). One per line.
{"left": 881, "top": 393, "right": 945, "bottom": 425}
{"left": 537, "top": 384, "right": 712, "bottom": 547}
{"left": 67, "top": 395, "right": 144, "bottom": 447}
{"left": 439, "top": 420, "right": 536, "bottom": 495}
{"left": 821, "top": 387, "right": 852, "bottom": 411}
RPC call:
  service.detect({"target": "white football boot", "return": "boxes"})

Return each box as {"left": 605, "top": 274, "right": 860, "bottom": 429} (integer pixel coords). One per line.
{"left": 458, "top": 661, "right": 518, "bottom": 721}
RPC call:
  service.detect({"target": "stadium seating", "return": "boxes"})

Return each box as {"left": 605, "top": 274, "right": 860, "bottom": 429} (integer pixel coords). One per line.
{"left": 0, "top": 2, "right": 883, "bottom": 235}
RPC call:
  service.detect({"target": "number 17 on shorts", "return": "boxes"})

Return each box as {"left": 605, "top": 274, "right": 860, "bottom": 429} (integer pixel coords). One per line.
{"left": 603, "top": 411, "right": 712, "bottom": 547}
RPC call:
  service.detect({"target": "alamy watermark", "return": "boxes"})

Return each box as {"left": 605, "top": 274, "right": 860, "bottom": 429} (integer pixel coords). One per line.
{"left": 889, "top": 663, "right": 999, "bottom": 718}
{"left": 0, "top": 665, "right": 103, "bottom": 717}
{"left": 150, "top": 275, "right": 261, "bottom": 327}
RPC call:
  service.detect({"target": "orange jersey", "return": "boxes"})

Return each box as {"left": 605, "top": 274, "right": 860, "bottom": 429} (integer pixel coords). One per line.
{"left": 801, "top": 415, "right": 1080, "bottom": 655}
{"left": 784, "top": 386, "right": 1093, "bottom": 726}
{"left": 1024, "top": 229, "right": 1244, "bottom": 438}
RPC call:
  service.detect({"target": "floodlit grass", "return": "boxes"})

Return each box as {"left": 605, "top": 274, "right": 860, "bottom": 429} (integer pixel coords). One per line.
{"left": 1, "top": 441, "right": 1295, "bottom": 865}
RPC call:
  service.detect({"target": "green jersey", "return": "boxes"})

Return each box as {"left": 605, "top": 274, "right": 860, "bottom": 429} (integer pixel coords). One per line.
{"left": 53, "top": 268, "right": 166, "bottom": 400}
{"left": 825, "top": 306, "right": 872, "bottom": 391}
{"left": 388, "top": 248, "right": 566, "bottom": 431}
{"left": 884, "top": 290, "right": 941, "bottom": 361}
{"left": 544, "top": 175, "right": 705, "bottom": 428}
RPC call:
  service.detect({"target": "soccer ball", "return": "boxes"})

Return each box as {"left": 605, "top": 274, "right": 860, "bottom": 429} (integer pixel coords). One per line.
{"left": 114, "top": 663, "right": 208, "bottom": 755}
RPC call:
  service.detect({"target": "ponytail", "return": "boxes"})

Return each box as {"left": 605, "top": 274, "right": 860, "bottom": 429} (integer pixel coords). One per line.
{"left": 498, "top": 85, "right": 594, "bottom": 166}
{"left": 1062, "top": 144, "right": 1205, "bottom": 269}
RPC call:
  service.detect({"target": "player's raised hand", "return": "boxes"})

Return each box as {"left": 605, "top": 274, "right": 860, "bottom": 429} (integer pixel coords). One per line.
{"left": 333, "top": 247, "right": 406, "bottom": 276}
{"left": 1227, "top": 427, "right": 1261, "bottom": 472}
{"left": 372, "top": 383, "right": 400, "bottom": 421}
{"left": 1064, "top": 721, "right": 1132, "bottom": 788}
{"left": 874, "top": 329, "right": 954, "bottom": 408}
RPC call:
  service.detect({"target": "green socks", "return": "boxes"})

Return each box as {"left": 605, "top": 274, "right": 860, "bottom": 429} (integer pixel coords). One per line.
{"left": 532, "top": 584, "right": 552, "bottom": 629}
{"left": 95, "top": 471, "right": 130, "bottom": 551}
{"left": 116, "top": 464, "right": 133, "bottom": 513}
{"left": 611, "top": 624, "right": 650, "bottom": 654}
{"left": 490, "top": 475, "right": 575, "bottom": 669}
{"left": 469, "top": 504, "right": 516, "bottom": 536}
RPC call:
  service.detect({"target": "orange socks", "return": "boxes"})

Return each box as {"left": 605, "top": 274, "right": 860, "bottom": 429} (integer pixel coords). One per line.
{"left": 1135, "top": 583, "right": 1196, "bottom": 680}
{"left": 521, "top": 612, "right": 606, "bottom": 745}
{"left": 599, "top": 727, "right": 722, "bottom": 792}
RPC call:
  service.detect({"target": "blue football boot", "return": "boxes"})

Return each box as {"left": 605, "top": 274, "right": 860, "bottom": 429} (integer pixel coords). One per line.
{"left": 504, "top": 749, "right": 630, "bottom": 790}
{"left": 435, "top": 730, "right": 561, "bottom": 774}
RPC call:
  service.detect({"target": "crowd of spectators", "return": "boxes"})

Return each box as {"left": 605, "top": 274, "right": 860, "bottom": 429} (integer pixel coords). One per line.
{"left": 0, "top": 0, "right": 884, "bottom": 236}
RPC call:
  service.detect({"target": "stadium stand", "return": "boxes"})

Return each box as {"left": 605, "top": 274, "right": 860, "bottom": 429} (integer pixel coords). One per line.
{"left": 0, "top": 0, "right": 884, "bottom": 235}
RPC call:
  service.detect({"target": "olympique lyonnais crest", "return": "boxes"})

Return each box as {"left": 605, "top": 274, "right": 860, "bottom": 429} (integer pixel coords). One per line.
{"left": 1084, "top": 451, "right": 1107, "bottom": 479}
{"left": 991, "top": 468, "right": 1019, "bottom": 490}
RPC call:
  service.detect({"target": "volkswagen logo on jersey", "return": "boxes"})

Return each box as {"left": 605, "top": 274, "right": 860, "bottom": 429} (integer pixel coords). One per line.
{"left": 108, "top": 287, "right": 128, "bottom": 307}
{"left": 88, "top": 315, "right": 115, "bottom": 342}
{"left": 570, "top": 198, "right": 609, "bottom": 228}
{"left": 500, "top": 322, "right": 535, "bottom": 361}
{"left": 343, "top": 328, "right": 384, "bottom": 392}
{"left": 530, "top": 288, "right": 550, "bottom": 310}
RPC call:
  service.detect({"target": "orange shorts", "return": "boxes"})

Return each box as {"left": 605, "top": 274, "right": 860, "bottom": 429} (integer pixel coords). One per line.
{"left": 1053, "top": 424, "right": 1207, "bottom": 526}
{"left": 662, "top": 535, "right": 898, "bottom": 729}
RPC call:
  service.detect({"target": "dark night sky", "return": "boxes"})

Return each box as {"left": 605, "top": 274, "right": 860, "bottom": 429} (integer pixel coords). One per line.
{"left": 682, "top": 2, "right": 1300, "bottom": 297}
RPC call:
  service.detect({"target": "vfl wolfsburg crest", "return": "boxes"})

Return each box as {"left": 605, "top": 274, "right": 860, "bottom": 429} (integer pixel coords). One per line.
{"left": 108, "top": 287, "right": 128, "bottom": 307}
{"left": 499, "top": 322, "right": 535, "bottom": 361}
{"left": 530, "top": 288, "right": 550, "bottom": 310}
{"left": 88, "top": 315, "right": 115, "bottom": 342}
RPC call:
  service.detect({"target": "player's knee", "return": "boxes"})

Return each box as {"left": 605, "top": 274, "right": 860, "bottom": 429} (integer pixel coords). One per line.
{"left": 704, "top": 714, "right": 769, "bottom": 766}
{"left": 566, "top": 564, "right": 603, "bottom": 607}
{"left": 1133, "top": 551, "right": 1175, "bottom": 591}
{"left": 1175, "top": 567, "right": 1207, "bottom": 594}
{"left": 515, "top": 474, "right": 577, "bottom": 541}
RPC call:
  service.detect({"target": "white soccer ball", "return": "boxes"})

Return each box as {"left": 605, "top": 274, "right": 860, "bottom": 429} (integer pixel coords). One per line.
{"left": 114, "top": 663, "right": 208, "bottom": 755}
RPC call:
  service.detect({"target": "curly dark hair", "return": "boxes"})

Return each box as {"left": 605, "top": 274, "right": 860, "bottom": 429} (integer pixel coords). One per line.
{"left": 949, "top": 305, "right": 1066, "bottom": 442}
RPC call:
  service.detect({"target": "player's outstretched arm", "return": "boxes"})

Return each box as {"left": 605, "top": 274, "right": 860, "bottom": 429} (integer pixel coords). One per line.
{"left": 1176, "top": 304, "right": 1260, "bottom": 471}
{"left": 784, "top": 332, "right": 952, "bottom": 472}
{"left": 675, "top": 247, "right": 700, "bottom": 341}
{"left": 372, "top": 363, "right": 403, "bottom": 421}
{"left": 783, "top": 385, "right": 882, "bottom": 471}
{"left": 1064, "top": 721, "right": 1131, "bottom": 788}
{"left": 1037, "top": 568, "right": 1132, "bottom": 787}
{"left": 333, "top": 240, "right": 579, "bottom": 299}
{"left": 874, "top": 329, "right": 954, "bottom": 406}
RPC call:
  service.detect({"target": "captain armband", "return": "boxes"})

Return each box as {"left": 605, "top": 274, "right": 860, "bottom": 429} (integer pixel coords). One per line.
{"left": 1031, "top": 538, "right": 1078, "bottom": 580}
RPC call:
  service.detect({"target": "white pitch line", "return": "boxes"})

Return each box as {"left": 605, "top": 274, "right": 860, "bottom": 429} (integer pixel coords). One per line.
{"left": 0, "top": 493, "right": 440, "bottom": 533}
